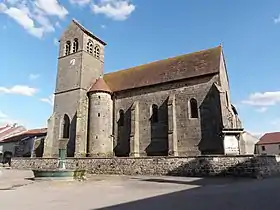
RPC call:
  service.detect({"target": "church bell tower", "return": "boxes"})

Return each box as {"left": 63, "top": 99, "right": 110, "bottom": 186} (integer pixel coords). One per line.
{"left": 45, "top": 19, "right": 107, "bottom": 157}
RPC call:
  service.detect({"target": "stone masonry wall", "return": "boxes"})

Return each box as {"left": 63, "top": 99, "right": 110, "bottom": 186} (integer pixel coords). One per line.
{"left": 114, "top": 75, "right": 223, "bottom": 157}
{"left": 11, "top": 155, "right": 280, "bottom": 178}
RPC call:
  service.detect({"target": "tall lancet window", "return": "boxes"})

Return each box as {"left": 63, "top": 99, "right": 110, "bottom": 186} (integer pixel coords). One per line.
{"left": 94, "top": 45, "right": 100, "bottom": 59}
{"left": 86, "top": 40, "right": 93, "bottom": 54}
{"left": 73, "top": 38, "right": 79, "bottom": 53}
{"left": 65, "top": 41, "right": 71, "bottom": 56}
{"left": 189, "top": 98, "right": 198, "bottom": 118}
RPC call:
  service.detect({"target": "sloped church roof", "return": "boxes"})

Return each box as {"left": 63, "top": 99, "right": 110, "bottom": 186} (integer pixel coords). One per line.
{"left": 103, "top": 46, "right": 222, "bottom": 92}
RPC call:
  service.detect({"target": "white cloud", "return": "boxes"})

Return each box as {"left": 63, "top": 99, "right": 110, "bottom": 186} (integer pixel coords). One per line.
{"left": 34, "top": 0, "right": 68, "bottom": 19}
{"left": 242, "top": 91, "right": 280, "bottom": 106}
{"left": 0, "top": 0, "right": 69, "bottom": 38}
{"left": 70, "top": 0, "right": 91, "bottom": 6}
{"left": 29, "top": 73, "right": 40, "bottom": 80}
{"left": 5, "top": 0, "right": 21, "bottom": 5}
{"left": 0, "top": 85, "right": 38, "bottom": 96}
{"left": 0, "top": 4, "right": 45, "bottom": 38}
{"left": 92, "top": 0, "right": 135, "bottom": 21}
{"left": 40, "top": 94, "right": 54, "bottom": 106}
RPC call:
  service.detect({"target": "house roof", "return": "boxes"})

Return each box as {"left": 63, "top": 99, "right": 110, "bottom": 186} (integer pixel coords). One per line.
{"left": 0, "top": 125, "right": 26, "bottom": 141}
{"left": 103, "top": 46, "right": 222, "bottom": 92}
{"left": 0, "top": 128, "right": 47, "bottom": 143}
{"left": 72, "top": 19, "right": 107, "bottom": 46}
{"left": 0, "top": 125, "right": 9, "bottom": 133}
{"left": 257, "top": 132, "right": 280, "bottom": 145}
{"left": 88, "top": 77, "right": 112, "bottom": 94}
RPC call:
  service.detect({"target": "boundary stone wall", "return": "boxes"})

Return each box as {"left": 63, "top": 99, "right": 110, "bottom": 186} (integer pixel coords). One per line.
{"left": 11, "top": 155, "right": 280, "bottom": 178}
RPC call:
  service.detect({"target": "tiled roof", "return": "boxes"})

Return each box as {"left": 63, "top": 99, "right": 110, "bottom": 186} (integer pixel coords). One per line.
{"left": 0, "top": 125, "right": 9, "bottom": 133}
{"left": 103, "top": 46, "right": 222, "bottom": 92}
{"left": 257, "top": 132, "right": 280, "bottom": 145}
{"left": 0, "top": 125, "right": 26, "bottom": 141}
{"left": 24, "top": 128, "right": 47, "bottom": 135}
{"left": 0, "top": 128, "right": 47, "bottom": 143}
{"left": 88, "top": 77, "right": 112, "bottom": 94}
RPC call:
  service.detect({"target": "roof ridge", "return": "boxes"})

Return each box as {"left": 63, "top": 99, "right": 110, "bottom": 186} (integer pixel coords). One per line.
{"left": 71, "top": 19, "right": 107, "bottom": 46}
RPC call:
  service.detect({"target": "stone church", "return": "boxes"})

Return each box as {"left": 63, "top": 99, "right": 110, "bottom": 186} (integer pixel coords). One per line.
{"left": 43, "top": 19, "right": 243, "bottom": 158}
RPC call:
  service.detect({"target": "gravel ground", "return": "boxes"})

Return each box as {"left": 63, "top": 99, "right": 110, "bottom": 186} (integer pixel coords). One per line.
{"left": 0, "top": 169, "right": 280, "bottom": 210}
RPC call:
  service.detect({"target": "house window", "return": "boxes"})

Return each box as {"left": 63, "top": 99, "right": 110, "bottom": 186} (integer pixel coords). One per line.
{"left": 65, "top": 41, "right": 71, "bottom": 56}
{"left": 86, "top": 40, "right": 93, "bottom": 54}
{"left": 261, "top": 146, "right": 265, "bottom": 151}
{"left": 189, "top": 98, "right": 198, "bottom": 118}
{"left": 94, "top": 45, "right": 100, "bottom": 59}
{"left": 73, "top": 38, "right": 79, "bottom": 53}
{"left": 119, "top": 110, "right": 124, "bottom": 126}
{"left": 151, "top": 104, "right": 159, "bottom": 123}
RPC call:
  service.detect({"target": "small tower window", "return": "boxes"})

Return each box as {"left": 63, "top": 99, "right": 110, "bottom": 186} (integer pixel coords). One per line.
{"left": 151, "top": 104, "right": 159, "bottom": 123}
{"left": 94, "top": 45, "right": 100, "bottom": 59}
{"left": 86, "top": 40, "right": 93, "bottom": 54}
{"left": 119, "top": 110, "right": 124, "bottom": 126}
{"left": 73, "top": 38, "right": 79, "bottom": 53}
{"left": 189, "top": 98, "right": 198, "bottom": 118}
{"left": 65, "top": 41, "right": 71, "bottom": 56}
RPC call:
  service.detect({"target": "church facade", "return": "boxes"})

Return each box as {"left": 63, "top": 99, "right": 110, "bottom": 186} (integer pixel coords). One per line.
{"left": 43, "top": 20, "right": 242, "bottom": 158}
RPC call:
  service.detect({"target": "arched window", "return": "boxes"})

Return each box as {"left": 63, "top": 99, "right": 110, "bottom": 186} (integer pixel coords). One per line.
{"left": 119, "top": 109, "right": 124, "bottom": 126}
{"left": 65, "top": 41, "right": 71, "bottom": 56}
{"left": 86, "top": 40, "right": 93, "bottom": 54}
{"left": 73, "top": 38, "right": 79, "bottom": 53}
{"left": 189, "top": 98, "right": 198, "bottom": 118}
{"left": 151, "top": 104, "right": 159, "bottom": 123}
{"left": 62, "top": 114, "right": 70, "bottom": 138}
{"left": 94, "top": 45, "right": 100, "bottom": 59}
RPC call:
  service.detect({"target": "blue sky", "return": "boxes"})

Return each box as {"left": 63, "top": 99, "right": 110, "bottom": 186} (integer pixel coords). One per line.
{"left": 0, "top": 0, "right": 280, "bottom": 137}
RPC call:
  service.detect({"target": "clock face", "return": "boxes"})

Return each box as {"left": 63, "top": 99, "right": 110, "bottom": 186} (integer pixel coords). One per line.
{"left": 70, "top": 58, "right": 76, "bottom": 66}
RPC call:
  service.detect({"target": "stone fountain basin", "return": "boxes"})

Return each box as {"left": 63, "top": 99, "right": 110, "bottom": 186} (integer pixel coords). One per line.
{"left": 32, "top": 169, "right": 77, "bottom": 181}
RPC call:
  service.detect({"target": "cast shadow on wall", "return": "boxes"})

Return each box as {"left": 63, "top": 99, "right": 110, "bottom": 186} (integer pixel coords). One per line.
{"left": 67, "top": 113, "right": 77, "bottom": 157}
{"left": 146, "top": 100, "right": 169, "bottom": 156}
{"left": 198, "top": 84, "right": 224, "bottom": 155}
{"left": 114, "top": 108, "right": 131, "bottom": 157}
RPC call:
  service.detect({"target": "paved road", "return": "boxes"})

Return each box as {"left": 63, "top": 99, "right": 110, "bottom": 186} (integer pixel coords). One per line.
{"left": 0, "top": 169, "right": 280, "bottom": 210}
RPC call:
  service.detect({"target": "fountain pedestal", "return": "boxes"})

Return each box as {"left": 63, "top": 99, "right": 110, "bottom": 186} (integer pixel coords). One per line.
{"left": 32, "top": 139, "right": 85, "bottom": 181}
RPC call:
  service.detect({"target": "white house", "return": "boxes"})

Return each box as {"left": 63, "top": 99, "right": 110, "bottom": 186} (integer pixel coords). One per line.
{"left": 256, "top": 132, "right": 280, "bottom": 155}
